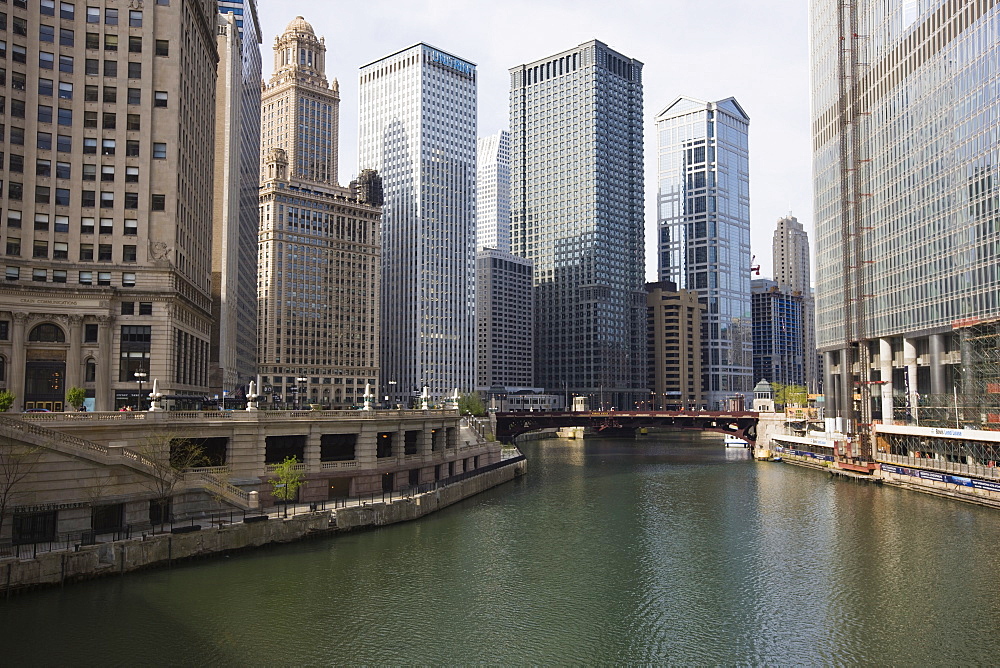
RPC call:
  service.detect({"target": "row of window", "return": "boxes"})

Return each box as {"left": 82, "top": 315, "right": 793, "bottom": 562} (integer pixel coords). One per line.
{"left": 4, "top": 265, "right": 135, "bottom": 285}
{"left": 1, "top": 125, "right": 169, "bottom": 157}
{"left": 2, "top": 182, "right": 164, "bottom": 208}
{"left": 6, "top": 212, "right": 137, "bottom": 233}
{"left": 6, "top": 239, "right": 137, "bottom": 260}
{"left": 4, "top": 73, "right": 165, "bottom": 106}
{"left": 7, "top": 158, "right": 141, "bottom": 181}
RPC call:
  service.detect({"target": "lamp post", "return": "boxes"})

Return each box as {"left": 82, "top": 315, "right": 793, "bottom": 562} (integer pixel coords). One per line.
{"left": 388, "top": 380, "right": 397, "bottom": 409}
{"left": 296, "top": 377, "right": 308, "bottom": 411}
{"left": 134, "top": 368, "right": 147, "bottom": 410}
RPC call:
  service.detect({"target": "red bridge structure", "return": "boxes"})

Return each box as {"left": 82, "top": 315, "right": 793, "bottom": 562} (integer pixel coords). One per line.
{"left": 492, "top": 410, "right": 759, "bottom": 445}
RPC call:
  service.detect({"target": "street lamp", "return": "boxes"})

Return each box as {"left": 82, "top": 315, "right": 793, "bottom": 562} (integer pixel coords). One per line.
{"left": 134, "top": 368, "right": 147, "bottom": 410}
{"left": 296, "top": 377, "right": 308, "bottom": 410}
{"left": 388, "top": 380, "right": 397, "bottom": 409}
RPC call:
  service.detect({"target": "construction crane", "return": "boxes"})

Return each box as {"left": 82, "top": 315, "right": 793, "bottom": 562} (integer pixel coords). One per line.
{"left": 750, "top": 255, "right": 760, "bottom": 276}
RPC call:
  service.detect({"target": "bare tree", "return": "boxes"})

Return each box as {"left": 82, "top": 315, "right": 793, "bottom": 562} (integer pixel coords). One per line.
{"left": 0, "top": 436, "right": 43, "bottom": 539}
{"left": 134, "top": 433, "right": 205, "bottom": 526}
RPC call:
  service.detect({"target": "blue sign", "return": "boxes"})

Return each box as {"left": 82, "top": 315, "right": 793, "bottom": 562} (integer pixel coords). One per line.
{"left": 428, "top": 48, "right": 474, "bottom": 76}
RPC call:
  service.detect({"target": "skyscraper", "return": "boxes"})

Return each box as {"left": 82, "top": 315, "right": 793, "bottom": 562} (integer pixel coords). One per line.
{"left": 0, "top": 0, "right": 221, "bottom": 411}
{"left": 771, "top": 214, "right": 818, "bottom": 392}
{"left": 211, "top": 1, "right": 262, "bottom": 402}
{"left": 646, "top": 281, "right": 704, "bottom": 410}
{"left": 476, "top": 249, "right": 534, "bottom": 394}
{"left": 359, "top": 44, "right": 477, "bottom": 407}
{"left": 510, "top": 40, "right": 646, "bottom": 411}
{"left": 751, "top": 278, "right": 806, "bottom": 389}
{"left": 476, "top": 130, "right": 511, "bottom": 253}
{"left": 655, "top": 97, "right": 751, "bottom": 410}
{"left": 811, "top": 0, "right": 1000, "bottom": 436}
{"left": 257, "top": 17, "right": 382, "bottom": 409}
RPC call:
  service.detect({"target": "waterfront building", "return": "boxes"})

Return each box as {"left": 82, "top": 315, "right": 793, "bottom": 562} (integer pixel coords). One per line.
{"left": 0, "top": 0, "right": 221, "bottom": 411}
{"left": 646, "top": 281, "right": 704, "bottom": 410}
{"left": 510, "top": 40, "right": 647, "bottom": 411}
{"left": 751, "top": 278, "right": 806, "bottom": 389}
{"left": 359, "top": 44, "right": 477, "bottom": 407}
{"left": 771, "top": 214, "right": 819, "bottom": 393}
{"left": 655, "top": 96, "right": 752, "bottom": 410}
{"left": 211, "top": 2, "right": 262, "bottom": 405}
{"left": 476, "top": 248, "right": 534, "bottom": 397}
{"left": 258, "top": 17, "right": 382, "bottom": 409}
{"left": 811, "top": 0, "right": 1000, "bottom": 434}
{"left": 476, "top": 130, "right": 511, "bottom": 252}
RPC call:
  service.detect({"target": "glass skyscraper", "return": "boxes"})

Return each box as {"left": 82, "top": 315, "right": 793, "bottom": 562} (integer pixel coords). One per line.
{"left": 510, "top": 40, "right": 646, "bottom": 411}
{"left": 655, "top": 97, "right": 752, "bottom": 410}
{"left": 476, "top": 130, "right": 511, "bottom": 252}
{"left": 359, "top": 44, "right": 477, "bottom": 406}
{"left": 811, "top": 0, "right": 1000, "bottom": 428}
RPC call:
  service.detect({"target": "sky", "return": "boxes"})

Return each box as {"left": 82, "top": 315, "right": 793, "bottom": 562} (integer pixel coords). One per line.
{"left": 256, "top": 0, "right": 812, "bottom": 282}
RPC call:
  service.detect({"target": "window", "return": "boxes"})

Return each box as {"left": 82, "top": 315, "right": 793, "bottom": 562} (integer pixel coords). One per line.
{"left": 83, "top": 137, "right": 97, "bottom": 154}
{"left": 12, "top": 45, "right": 26, "bottom": 63}
{"left": 86, "top": 6, "right": 100, "bottom": 23}
{"left": 125, "top": 166, "right": 138, "bottom": 182}
{"left": 34, "top": 214, "right": 49, "bottom": 230}
{"left": 38, "top": 105, "right": 53, "bottom": 123}
{"left": 120, "top": 301, "right": 134, "bottom": 315}
{"left": 102, "top": 86, "right": 115, "bottom": 103}
{"left": 122, "top": 272, "right": 135, "bottom": 287}
{"left": 84, "top": 85, "right": 98, "bottom": 101}
{"left": 101, "top": 138, "right": 115, "bottom": 155}
{"left": 128, "top": 36, "right": 141, "bottom": 53}
{"left": 138, "top": 302, "right": 152, "bottom": 315}
{"left": 126, "top": 87, "right": 140, "bottom": 105}
{"left": 97, "top": 244, "right": 111, "bottom": 261}
{"left": 53, "top": 241, "right": 68, "bottom": 259}
{"left": 5, "top": 267, "right": 18, "bottom": 281}
{"left": 127, "top": 62, "right": 140, "bottom": 79}
{"left": 58, "top": 55, "right": 73, "bottom": 72}
{"left": 39, "top": 25, "right": 55, "bottom": 43}
{"left": 85, "top": 359, "right": 96, "bottom": 382}
{"left": 58, "top": 81, "right": 72, "bottom": 98}
{"left": 57, "top": 107, "right": 71, "bottom": 125}
{"left": 54, "top": 188, "right": 69, "bottom": 205}
{"left": 56, "top": 134, "right": 70, "bottom": 152}
{"left": 105, "top": 8, "right": 118, "bottom": 25}
{"left": 83, "top": 110, "right": 97, "bottom": 127}
{"left": 39, "top": 51, "right": 55, "bottom": 69}
{"left": 126, "top": 114, "right": 139, "bottom": 131}
{"left": 7, "top": 181, "right": 21, "bottom": 200}
{"left": 82, "top": 164, "right": 96, "bottom": 181}
{"left": 6, "top": 210, "right": 20, "bottom": 228}
{"left": 12, "top": 71, "right": 27, "bottom": 90}
{"left": 97, "top": 271, "right": 110, "bottom": 286}
{"left": 32, "top": 268, "right": 47, "bottom": 282}
{"left": 125, "top": 140, "right": 139, "bottom": 156}
{"left": 103, "top": 34, "right": 117, "bottom": 51}
{"left": 37, "top": 132, "right": 52, "bottom": 150}
{"left": 84, "top": 324, "right": 98, "bottom": 342}
{"left": 155, "top": 40, "right": 168, "bottom": 56}
{"left": 54, "top": 215, "right": 68, "bottom": 232}
{"left": 79, "top": 271, "right": 92, "bottom": 285}
{"left": 10, "top": 98, "right": 25, "bottom": 117}
{"left": 8, "top": 154, "right": 22, "bottom": 172}
{"left": 39, "top": 79, "right": 55, "bottom": 97}
{"left": 5, "top": 237, "right": 20, "bottom": 256}
{"left": 152, "top": 142, "right": 166, "bottom": 159}
{"left": 35, "top": 185, "right": 50, "bottom": 204}
{"left": 81, "top": 217, "right": 94, "bottom": 234}
{"left": 59, "top": 28, "right": 74, "bottom": 47}
{"left": 151, "top": 194, "right": 165, "bottom": 211}
{"left": 103, "top": 59, "right": 116, "bottom": 77}
{"left": 41, "top": 0, "right": 56, "bottom": 15}
{"left": 33, "top": 240, "right": 48, "bottom": 258}
{"left": 128, "top": 10, "right": 141, "bottom": 27}
{"left": 98, "top": 218, "right": 112, "bottom": 234}
{"left": 124, "top": 192, "right": 137, "bottom": 209}
{"left": 12, "top": 17, "right": 27, "bottom": 37}
{"left": 55, "top": 162, "right": 70, "bottom": 179}
{"left": 124, "top": 219, "right": 137, "bottom": 235}
{"left": 52, "top": 269, "right": 66, "bottom": 283}
{"left": 60, "top": 3, "right": 75, "bottom": 20}
{"left": 100, "top": 165, "right": 114, "bottom": 182}
{"left": 85, "top": 32, "right": 99, "bottom": 49}
{"left": 99, "top": 191, "right": 113, "bottom": 208}
{"left": 85, "top": 58, "right": 98, "bottom": 75}
{"left": 81, "top": 190, "right": 95, "bottom": 207}
{"left": 153, "top": 91, "right": 167, "bottom": 108}
{"left": 122, "top": 245, "right": 136, "bottom": 262}
{"left": 102, "top": 112, "right": 115, "bottom": 129}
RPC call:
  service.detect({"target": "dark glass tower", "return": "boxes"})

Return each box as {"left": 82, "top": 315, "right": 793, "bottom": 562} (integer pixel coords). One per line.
{"left": 510, "top": 40, "right": 646, "bottom": 410}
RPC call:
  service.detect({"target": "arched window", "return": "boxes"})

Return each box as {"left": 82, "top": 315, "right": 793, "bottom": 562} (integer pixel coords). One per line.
{"left": 85, "top": 358, "right": 96, "bottom": 383}
{"left": 28, "top": 323, "right": 66, "bottom": 342}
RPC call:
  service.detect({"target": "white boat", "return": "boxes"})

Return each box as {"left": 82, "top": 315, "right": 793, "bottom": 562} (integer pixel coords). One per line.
{"left": 724, "top": 434, "right": 749, "bottom": 448}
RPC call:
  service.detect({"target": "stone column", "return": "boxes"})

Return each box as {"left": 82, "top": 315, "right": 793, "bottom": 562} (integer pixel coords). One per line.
{"left": 95, "top": 314, "right": 114, "bottom": 412}
{"left": 903, "top": 337, "right": 919, "bottom": 425}
{"left": 879, "top": 338, "right": 894, "bottom": 425}
{"left": 304, "top": 431, "right": 321, "bottom": 472}
{"left": 67, "top": 315, "right": 83, "bottom": 390}
{"left": 823, "top": 350, "right": 836, "bottom": 418}
{"left": 929, "top": 333, "right": 946, "bottom": 396}
{"left": 396, "top": 426, "right": 406, "bottom": 464}
{"left": 9, "top": 312, "right": 29, "bottom": 412}
{"left": 840, "top": 346, "right": 853, "bottom": 425}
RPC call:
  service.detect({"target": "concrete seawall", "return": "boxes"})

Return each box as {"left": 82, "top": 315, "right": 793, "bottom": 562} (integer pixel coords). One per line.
{"left": 1, "top": 458, "right": 527, "bottom": 595}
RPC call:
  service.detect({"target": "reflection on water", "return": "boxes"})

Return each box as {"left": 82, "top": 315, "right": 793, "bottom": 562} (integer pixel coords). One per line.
{"left": 1, "top": 431, "right": 999, "bottom": 664}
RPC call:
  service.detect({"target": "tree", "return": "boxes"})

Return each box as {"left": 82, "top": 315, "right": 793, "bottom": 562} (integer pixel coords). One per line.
{"left": 0, "top": 391, "right": 15, "bottom": 413}
{"left": 458, "top": 392, "right": 486, "bottom": 417}
{"left": 0, "top": 437, "right": 42, "bottom": 539}
{"left": 269, "top": 456, "right": 304, "bottom": 518}
{"left": 136, "top": 434, "right": 206, "bottom": 527}
{"left": 773, "top": 383, "right": 808, "bottom": 408}
{"left": 66, "top": 387, "right": 87, "bottom": 411}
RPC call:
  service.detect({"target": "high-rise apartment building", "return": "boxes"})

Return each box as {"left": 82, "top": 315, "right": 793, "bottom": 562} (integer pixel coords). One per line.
{"left": 476, "top": 130, "right": 510, "bottom": 252}
{"left": 510, "top": 40, "right": 646, "bottom": 411}
{"left": 811, "top": 0, "right": 1000, "bottom": 432}
{"left": 655, "top": 96, "right": 752, "bottom": 410}
{"left": 258, "top": 17, "right": 382, "bottom": 409}
{"left": 476, "top": 249, "right": 533, "bottom": 394}
{"left": 751, "top": 278, "right": 806, "bottom": 389}
{"left": 772, "top": 214, "right": 818, "bottom": 392}
{"left": 646, "top": 281, "right": 704, "bottom": 410}
{"left": 359, "top": 44, "right": 477, "bottom": 407}
{"left": 211, "top": 1, "right": 261, "bottom": 402}
{"left": 0, "top": 0, "right": 220, "bottom": 411}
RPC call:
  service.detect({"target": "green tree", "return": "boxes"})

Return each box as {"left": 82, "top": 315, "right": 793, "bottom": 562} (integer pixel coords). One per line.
{"left": 773, "top": 383, "right": 808, "bottom": 408}
{"left": 270, "top": 456, "right": 304, "bottom": 517}
{"left": 66, "top": 387, "right": 87, "bottom": 411}
{"left": 0, "top": 390, "right": 15, "bottom": 412}
{"left": 458, "top": 392, "right": 486, "bottom": 417}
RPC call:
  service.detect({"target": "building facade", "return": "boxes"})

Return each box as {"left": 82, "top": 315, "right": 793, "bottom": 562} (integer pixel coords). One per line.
{"left": 751, "top": 278, "right": 806, "bottom": 389}
{"left": 0, "top": 0, "right": 221, "bottom": 411}
{"left": 359, "top": 44, "right": 477, "bottom": 407}
{"left": 257, "top": 17, "right": 382, "bottom": 409}
{"left": 655, "top": 96, "right": 752, "bottom": 410}
{"left": 476, "top": 248, "right": 533, "bottom": 394}
{"left": 510, "top": 40, "right": 647, "bottom": 411}
{"left": 771, "top": 214, "right": 819, "bottom": 392}
{"left": 211, "top": 0, "right": 261, "bottom": 400}
{"left": 646, "top": 281, "right": 704, "bottom": 410}
{"left": 476, "top": 130, "right": 510, "bottom": 252}
{"left": 811, "top": 0, "right": 1000, "bottom": 432}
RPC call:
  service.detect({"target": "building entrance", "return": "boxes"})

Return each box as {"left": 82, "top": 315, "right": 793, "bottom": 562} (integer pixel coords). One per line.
{"left": 24, "top": 361, "right": 65, "bottom": 411}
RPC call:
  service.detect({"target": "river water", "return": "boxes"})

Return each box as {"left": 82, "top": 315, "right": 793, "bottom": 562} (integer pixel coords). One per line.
{"left": 2, "top": 432, "right": 1000, "bottom": 665}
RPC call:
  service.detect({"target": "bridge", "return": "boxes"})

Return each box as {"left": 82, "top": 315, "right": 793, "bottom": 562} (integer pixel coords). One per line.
{"left": 493, "top": 410, "right": 759, "bottom": 444}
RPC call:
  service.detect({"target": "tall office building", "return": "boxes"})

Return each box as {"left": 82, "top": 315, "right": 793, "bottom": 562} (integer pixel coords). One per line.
{"left": 0, "top": 0, "right": 220, "bottom": 411}
{"left": 751, "top": 278, "right": 806, "bottom": 389}
{"left": 476, "top": 130, "right": 511, "bottom": 252}
{"left": 772, "top": 214, "right": 818, "bottom": 392}
{"left": 359, "top": 44, "right": 477, "bottom": 407}
{"left": 258, "top": 17, "right": 382, "bottom": 409}
{"left": 210, "top": 1, "right": 261, "bottom": 402}
{"left": 476, "top": 249, "right": 534, "bottom": 393}
{"left": 210, "top": 0, "right": 262, "bottom": 396}
{"left": 646, "top": 281, "right": 704, "bottom": 410}
{"left": 811, "top": 0, "right": 1000, "bottom": 432}
{"left": 510, "top": 40, "right": 646, "bottom": 411}
{"left": 656, "top": 96, "right": 752, "bottom": 410}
